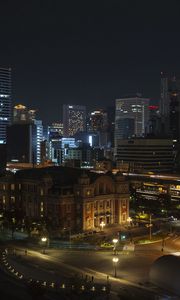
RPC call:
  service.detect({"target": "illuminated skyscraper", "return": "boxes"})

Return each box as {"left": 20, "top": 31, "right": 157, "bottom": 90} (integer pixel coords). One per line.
{"left": 47, "top": 122, "right": 63, "bottom": 140}
{"left": 34, "top": 120, "right": 43, "bottom": 164}
{"left": 63, "top": 104, "right": 86, "bottom": 137}
{"left": 87, "top": 110, "right": 108, "bottom": 132}
{"left": 13, "top": 104, "right": 36, "bottom": 123}
{"left": 7, "top": 103, "right": 43, "bottom": 165}
{"left": 115, "top": 95, "right": 149, "bottom": 153}
{"left": 0, "top": 67, "right": 12, "bottom": 143}
{"left": 87, "top": 109, "right": 109, "bottom": 148}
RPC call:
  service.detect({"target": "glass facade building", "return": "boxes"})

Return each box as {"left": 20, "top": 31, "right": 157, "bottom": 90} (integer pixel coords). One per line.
{"left": 63, "top": 104, "right": 86, "bottom": 137}
{"left": 115, "top": 95, "right": 149, "bottom": 153}
{"left": 0, "top": 67, "right": 12, "bottom": 143}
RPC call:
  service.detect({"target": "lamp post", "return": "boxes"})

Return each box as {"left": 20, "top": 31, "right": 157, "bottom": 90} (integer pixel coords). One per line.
{"left": 127, "top": 217, "right": 132, "bottom": 226}
{"left": 41, "top": 236, "right": 47, "bottom": 254}
{"left": 146, "top": 214, "right": 153, "bottom": 241}
{"left": 112, "top": 238, "right": 118, "bottom": 254}
{"left": 127, "top": 217, "right": 133, "bottom": 241}
{"left": 112, "top": 257, "right": 119, "bottom": 277}
{"left": 100, "top": 221, "right": 105, "bottom": 231}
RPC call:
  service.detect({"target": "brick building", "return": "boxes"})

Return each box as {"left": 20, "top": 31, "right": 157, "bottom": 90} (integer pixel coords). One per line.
{"left": 0, "top": 167, "right": 129, "bottom": 232}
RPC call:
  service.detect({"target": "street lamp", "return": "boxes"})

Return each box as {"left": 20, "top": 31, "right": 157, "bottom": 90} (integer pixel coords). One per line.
{"left": 100, "top": 221, "right": 105, "bottom": 231}
{"left": 145, "top": 214, "right": 153, "bottom": 240}
{"left": 112, "top": 238, "right": 118, "bottom": 254}
{"left": 127, "top": 217, "right": 132, "bottom": 224}
{"left": 127, "top": 217, "right": 133, "bottom": 241}
{"left": 41, "top": 236, "right": 47, "bottom": 254}
{"left": 41, "top": 237, "right": 47, "bottom": 242}
{"left": 112, "top": 257, "right": 119, "bottom": 277}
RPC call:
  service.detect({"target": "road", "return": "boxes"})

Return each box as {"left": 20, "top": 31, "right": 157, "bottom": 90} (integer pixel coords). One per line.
{"left": 3, "top": 235, "right": 180, "bottom": 300}
{"left": 1, "top": 224, "right": 180, "bottom": 300}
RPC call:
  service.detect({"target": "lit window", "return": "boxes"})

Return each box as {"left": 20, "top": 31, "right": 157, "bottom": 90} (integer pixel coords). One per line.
{"left": 11, "top": 184, "right": 15, "bottom": 190}
{"left": 11, "top": 196, "right": 15, "bottom": 203}
{"left": 40, "top": 202, "right": 44, "bottom": 212}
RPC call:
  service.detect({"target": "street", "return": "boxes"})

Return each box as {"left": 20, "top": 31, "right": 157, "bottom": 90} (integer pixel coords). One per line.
{"left": 3, "top": 235, "right": 180, "bottom": 299}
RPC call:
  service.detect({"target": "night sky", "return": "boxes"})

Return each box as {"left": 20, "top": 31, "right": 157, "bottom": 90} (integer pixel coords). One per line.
{"left": 1, "top": 0, "right": 180, "bottom": 124}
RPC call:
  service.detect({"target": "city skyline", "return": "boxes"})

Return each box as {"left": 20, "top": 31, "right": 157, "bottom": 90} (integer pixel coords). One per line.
{"left": 1, "top": 1, "right": 180, "bottom": 123}
{"left": 1, "top": 2, "right": 180, "bottom": 298}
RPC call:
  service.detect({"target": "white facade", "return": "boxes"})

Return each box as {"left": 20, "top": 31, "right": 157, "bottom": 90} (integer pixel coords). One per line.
{"left": 34, "top": 120, "right": 43, "bottom": 164}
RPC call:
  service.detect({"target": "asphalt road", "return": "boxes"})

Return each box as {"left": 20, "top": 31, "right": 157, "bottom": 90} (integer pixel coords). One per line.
{"left": 1, "top": 229, "right": 180, "bottom": 299}
{"left": 3, "top": 237, "right": 180, "bottom": 300}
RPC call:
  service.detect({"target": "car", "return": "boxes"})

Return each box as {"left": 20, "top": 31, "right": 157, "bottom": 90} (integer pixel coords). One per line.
{"left": 168, "top": 216, "right": 177, "bottom": 221}
{"left": 100, "top": 242, "right": 114, "bottom": 248}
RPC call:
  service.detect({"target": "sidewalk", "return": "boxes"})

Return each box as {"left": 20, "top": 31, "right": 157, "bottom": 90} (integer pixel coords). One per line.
{"left": 1, "top": 249, "right": 111, "bottom": 299}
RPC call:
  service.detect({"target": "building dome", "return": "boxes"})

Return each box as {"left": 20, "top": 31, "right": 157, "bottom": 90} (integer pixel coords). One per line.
{"left": 115, "top": 171, "right": 125, "bottom": 181}
{"left": 149, "top": 254, "right": 180, "bottom": 296}
{"left": 78, "top": 172, "right": 90, "bottom": 185}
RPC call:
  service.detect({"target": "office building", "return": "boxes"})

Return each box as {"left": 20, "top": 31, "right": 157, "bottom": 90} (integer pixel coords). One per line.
{"left": 7, "top": 104, "right": 43, "bottom": 165}
{"left": 63, "top": 142, "right": 93, "bottom": 168}
{"left": 7, "top": 121, "right": 43, "bottom": 165}
{"left": 34, "top": 120, "right": 43, "bottom": 164}
{"left": 116, "top": 138, "right": 174, "bottom": 173}
{"left": 87, "top": 110, "right": 108, "bottom": 132}
{"left": 87, "top": 109, "right": 111, "bottom": 148}
{"left": 148, "top": 105, "right": 162, "bottom": 137}
{"left": 116, "top": 118, "right": 135, "bottom": 139}
{"left": 115, "top": 95, "right": 149, "bottom": 154}
{"left": 107, "top": 105, "right": 115, "bottom": 147}
{"left": 13, "top": 104, "right": 36, "bottom": 123}
{"left": 7, "top": 123, "right": 35, "bottom": 163}
{"left": 63, "top": 104, "right": 86, "bottom": 137}
{"left": 160, "top": 74, "right": 180, "bottom": 141}
{"left": 40, "top": 140, "right": 50, "bottom": 164}
{"left": 0, "top": 67, "right": 12, "bottom": 143}
{"left": 0, "top": 144, "right": 6, "bottom": 172}
{"left": 47, "top": 122, "right": 63, "bottom": 140}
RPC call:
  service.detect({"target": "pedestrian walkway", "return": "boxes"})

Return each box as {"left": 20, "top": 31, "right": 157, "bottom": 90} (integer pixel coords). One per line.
{"left": 0, "top": 249, "right": 111, "bottom": 299}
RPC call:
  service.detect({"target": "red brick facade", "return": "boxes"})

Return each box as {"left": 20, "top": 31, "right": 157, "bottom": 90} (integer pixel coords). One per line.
{"left": 0, "top": 167, "right": 129, "bottom": 232}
